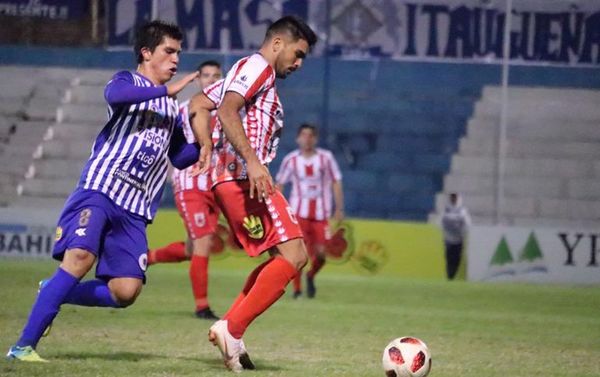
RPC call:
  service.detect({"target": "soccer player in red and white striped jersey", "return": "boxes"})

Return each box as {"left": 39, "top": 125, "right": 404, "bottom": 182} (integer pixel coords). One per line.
{"left": 147, "top": 60, "right": 222, "bottom": 320}
{"left": 276, "top": 124, "right": 344, "bottom": 298}
{"left": 188, "top": 16, "right": 317, "bottom": 372}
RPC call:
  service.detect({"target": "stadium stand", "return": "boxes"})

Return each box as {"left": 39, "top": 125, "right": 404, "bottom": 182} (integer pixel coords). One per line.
{"left": 0, "top": 67, "right": 110, "bottom": 208}
{"left": 431, "top": 86, "right": 600, "bottom": 228}
{"left": 1, "top": 57, "right": 599, "bottom": 226}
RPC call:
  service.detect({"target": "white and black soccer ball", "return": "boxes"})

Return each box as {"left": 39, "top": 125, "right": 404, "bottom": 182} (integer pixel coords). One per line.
{"left": 382, "top": 337, "right": 432, "bottom": 377}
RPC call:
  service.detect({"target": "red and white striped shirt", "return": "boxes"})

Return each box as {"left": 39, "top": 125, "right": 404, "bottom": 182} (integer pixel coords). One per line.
{"left": 276, "top": 148, "right": 342, "bottom": 221}
{"left": 205, "top": 53, "right": 283, "bottom": 186}
{"left": 171, "top": 99, "right": 213, "bottom": 193}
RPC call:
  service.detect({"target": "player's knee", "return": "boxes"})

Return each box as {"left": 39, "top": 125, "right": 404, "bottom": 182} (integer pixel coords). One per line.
{"left": 109, "top": 279, "right": 142, "bottom": 307}
{"left": 295, "top": 245, "right": 309, "bottom": 270}
{"left": 191, "top": 235, "right": 213, "bottom": 257}
{"left": 112, "top": 287, "right": 140, "bottom": 307}
{"left": 61, "top": 248, "right": 95, "bottom": 277}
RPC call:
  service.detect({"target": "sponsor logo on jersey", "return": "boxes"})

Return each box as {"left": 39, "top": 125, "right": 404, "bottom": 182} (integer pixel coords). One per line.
{"left": 136, "top": 150, "right": 157, "bottom": 169}
{"left": 243, "top": 215, "right": 264, "bottom": 239}
{"left": 55, "top": 226, "right": 63, "bottom": 241}
{"left": 114, "top": 169, "right": 145, "bottom": 191}
{"left": 75, "top": 228, "right": 87, "bottom": 237}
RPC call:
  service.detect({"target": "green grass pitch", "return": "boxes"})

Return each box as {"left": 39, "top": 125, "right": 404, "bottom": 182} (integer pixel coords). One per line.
{"left": 1, "top": 259, "right": 599, "bottom": 376}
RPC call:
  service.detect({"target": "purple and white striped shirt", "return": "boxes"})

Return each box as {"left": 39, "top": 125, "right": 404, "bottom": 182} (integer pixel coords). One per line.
{"left": 78, "top": 71, "right": 183, "bottom": 221}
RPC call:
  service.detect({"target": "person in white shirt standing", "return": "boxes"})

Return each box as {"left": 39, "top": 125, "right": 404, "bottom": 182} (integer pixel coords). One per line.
{"left": 276, "top": 123, "right": 344, "bottom": 298}
{"left": 440, "top": 193, "right": 471, "bottom": 280}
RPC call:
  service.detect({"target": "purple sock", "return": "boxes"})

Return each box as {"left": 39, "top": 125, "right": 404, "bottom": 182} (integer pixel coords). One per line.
{"left": 64, "top": 279, "right": 120, "bottom": 308}
{"left": 17, "top": 267, "right": 79, "bottom": 348}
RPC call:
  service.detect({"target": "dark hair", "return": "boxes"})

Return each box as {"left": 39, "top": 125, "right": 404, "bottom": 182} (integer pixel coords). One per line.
{"left": 265, "top": 15, "right": 317, "bottom": 48}
{"left": 134, "top": 20, "right": 184, "bottom": 64}
{"left": 197, "top": 60, "right": 221, "bottom": 73}
{"left": 297, "top": 123, "right": 318, "bottom": 136}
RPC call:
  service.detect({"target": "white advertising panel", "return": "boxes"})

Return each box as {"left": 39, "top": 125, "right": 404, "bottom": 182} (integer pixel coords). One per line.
{"left": 467, "top": 225, "right": 600, "bottom": 284}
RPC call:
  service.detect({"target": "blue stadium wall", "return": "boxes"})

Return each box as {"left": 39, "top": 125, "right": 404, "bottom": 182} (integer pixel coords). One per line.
{"left": 3, "top": 45, "right": 599, "bottom": 221}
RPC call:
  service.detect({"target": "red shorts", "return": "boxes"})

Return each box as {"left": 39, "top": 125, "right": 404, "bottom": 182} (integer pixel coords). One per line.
{"left": 174, "top": 188, "right": 220, "bottom": 240}
{"left": 297, "top": 217, "right": 330, "bottom": 254}
{"left": 213, "top": 180, "right": 303, "bottom": 257}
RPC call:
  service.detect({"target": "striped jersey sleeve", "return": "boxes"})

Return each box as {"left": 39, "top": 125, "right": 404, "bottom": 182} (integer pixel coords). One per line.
{"left": 224, "top": 55, "right": 274, "bottom": 101}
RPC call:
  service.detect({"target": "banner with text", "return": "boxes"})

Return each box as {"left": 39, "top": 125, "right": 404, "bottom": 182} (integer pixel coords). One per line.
{"left": 0, "top": 208, "right": 59, "bottom": 259}
{"left": 107, "top": 0, "right": 600, "bottom": 66}
{"left": 0, "top": 0, "right": 87, "bottom": 19}
{"left": 467, "top": 225, "right": 600, "bottom": 284}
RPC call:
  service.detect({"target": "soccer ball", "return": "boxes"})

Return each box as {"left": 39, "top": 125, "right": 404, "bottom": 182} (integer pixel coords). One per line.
{"left": 382, "top": 337, "right": 432, "bottom": 377}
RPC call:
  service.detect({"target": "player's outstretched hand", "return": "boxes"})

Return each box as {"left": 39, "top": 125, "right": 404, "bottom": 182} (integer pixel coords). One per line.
{"left": 247, "top": 159, "right": 274, "bottom": 202}
{"left": 167, "top": 71, "right": 200, "bottom": 97}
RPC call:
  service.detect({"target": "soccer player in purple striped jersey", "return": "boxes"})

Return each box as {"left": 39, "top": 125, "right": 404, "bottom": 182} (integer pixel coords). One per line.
{"left": 6, "top": 20, "right": 207, "bottom": 362}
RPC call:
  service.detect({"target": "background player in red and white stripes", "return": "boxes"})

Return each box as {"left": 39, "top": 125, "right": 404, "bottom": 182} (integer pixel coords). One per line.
{"left": 276, "top": 124, "right": 344, "bottom": 298}
{"left": 147, "top": 60, "right": 222, "bottom": 320}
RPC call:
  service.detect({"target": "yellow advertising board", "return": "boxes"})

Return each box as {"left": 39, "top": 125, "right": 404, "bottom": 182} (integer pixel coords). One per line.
{"left": 148, "top": 210, "right": 460, "bottom": 280}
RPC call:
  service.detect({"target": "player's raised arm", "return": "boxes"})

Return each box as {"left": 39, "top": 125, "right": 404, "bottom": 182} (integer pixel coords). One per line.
{"left": 217, "top": 91, "right": 274, "bottom": 201}
{"left": 104, "top": 70, "right": 198, "bottom": 106}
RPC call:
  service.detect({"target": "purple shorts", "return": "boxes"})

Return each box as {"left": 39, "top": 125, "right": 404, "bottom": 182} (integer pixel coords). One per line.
{"left": 53, "top": 188, "right": 148, "bottom": 281}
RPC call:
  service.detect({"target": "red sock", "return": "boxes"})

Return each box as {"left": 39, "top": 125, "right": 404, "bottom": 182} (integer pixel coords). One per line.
{"left": 292, "top": 273, "right": 302, "bottom": 292}
{"left": 223, "top": 258, "right": 273, "bottom": 320}
{"left": 190, "top": 255, "right": 209, "bottom": 311}
{"left": 148, "top": 242, "right": 187, "bottom": 265}
{"left": 227, "top": 257, "right": 297, "bottom": 339}
{"left": 307, "top": 255, "right": 326, "bottom": 279}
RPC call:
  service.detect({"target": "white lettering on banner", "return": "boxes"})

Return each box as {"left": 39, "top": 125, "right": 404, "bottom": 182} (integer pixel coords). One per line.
{"left": 467, "top": 225, "right": 600, "bottom": 284}
{"left": 0, "top": 1, "right": 72, "bottom": 19}
{"left": 107, "top": 0, "right": 600, "bottom": 66}
{"left": 0, "top": 231, "right": 54, "bottom": 257}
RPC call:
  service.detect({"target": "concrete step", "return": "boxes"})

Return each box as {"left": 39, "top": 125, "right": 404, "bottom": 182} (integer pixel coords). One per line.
{"left": 73, "top": 70, "right": 113, "bottom": 86}
{"left": 65, "top": 84, "right": 105, "bottom": 105}
{"left": 23, "top": 97, "right": 60, "bottom": 122}
{"left": 58, "top": 103, "right": 108, "bottom": 124}
{"left": 33, "top": 159, "right": 85, "bottom": 179}
{"left": 474, "top": 98, "right": 600, "bottom": 122}
{"left": 482, "top": 86, "right": 600, "bottom": 103}
{"left": 434, "top": 193, "right": 537, "bottom": 217}
{"left": 0, "top": 98, "right": 25, "bottom": 117}
{"left": 20, "top": 178, "right": 76, "bottom": 198}
{"left": 40, "top": 140, "right": 91, "bottom": 160}
{"left": 538, "top": 198, "right": 600, "bottom": 221}
{"left": 450, "top": 155, "right": 593, "bottom": 178}
{"left": 466, "top": 117, "right": 600, "bottom": 141}
{"left": 458, "top": 138, "right": 600, "bottom": 159}
{"left": 443, "top": 174, "right": 564, "bottom": 198}
{"left": 49, "top": 123, "right": 102, "bottom": 141}
{"left": 9, "top": 195, "right": 66, "bottom": 209}
{"left": 567, "top": 179, "right": 600, "bottom": 200}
